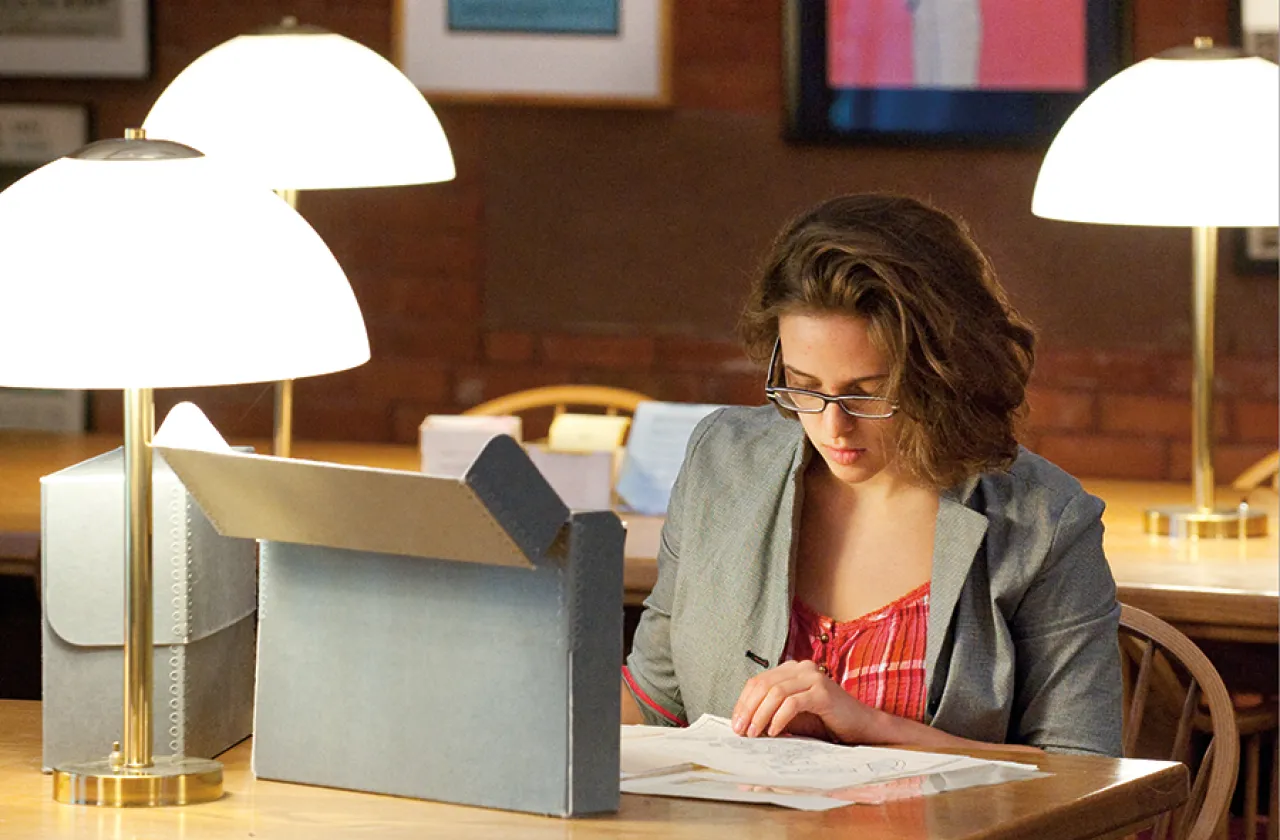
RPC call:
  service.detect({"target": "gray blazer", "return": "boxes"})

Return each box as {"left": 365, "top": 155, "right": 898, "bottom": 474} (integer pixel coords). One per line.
{"left": 625, "top": 405, "right": 1123, "bottom": 756}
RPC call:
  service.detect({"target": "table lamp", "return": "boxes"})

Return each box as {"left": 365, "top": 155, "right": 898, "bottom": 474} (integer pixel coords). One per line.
{"left": 1032, "top": 38, "right": 1279, "bottom": 538}
{"left": 143, "top": 16, "right": 455, "bottom": 457}
{"left": 0, "top": 129, "right": 370, "bottom": 806}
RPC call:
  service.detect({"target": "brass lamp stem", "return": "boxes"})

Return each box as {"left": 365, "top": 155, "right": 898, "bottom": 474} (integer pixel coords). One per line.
{"left": 273, "top": 188, "right": 300, "bottom": 458}
{"left": 49, "top": 128, "right": 226, "bottom": 807}
{"left": 122, "top": 387, "right": 155, "bottom": 768}
{"left": 1190, "top": 225, "right": 1216, "bottom": 514}
{"left": 274, "top": 378, "right": 295, "bottom": 458}
{"left": 1143, "top": 225, "right": 1266, "bottom": 538}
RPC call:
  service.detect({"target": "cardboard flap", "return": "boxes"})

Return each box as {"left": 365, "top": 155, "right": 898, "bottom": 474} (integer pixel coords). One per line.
{"left": 156, "top": 435, "right": 569, "bottom": 568}
{"left": 41, "top": 448, "right": 257, "bottom": 649}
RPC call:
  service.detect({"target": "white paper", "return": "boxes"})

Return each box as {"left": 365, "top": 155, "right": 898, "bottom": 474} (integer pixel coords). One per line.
{"left": 419, "top": 414, "right": 521, "bottom": 476}
{"left": 525, "top": 445, "right": 613, "bottom": 511}
{"left": 153, "top": 401, "right": 234, "bottom": 452}
{"left": 619, "top": 715, "right": 1045, "bottom": 811}
{"left": 615, "top": 402, "right": 723, "bottom": 515}
{"left": 623, "top": 771, "right": 852, "bottom": 811}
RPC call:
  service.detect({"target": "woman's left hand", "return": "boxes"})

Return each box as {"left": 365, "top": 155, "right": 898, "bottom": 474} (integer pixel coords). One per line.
{"left": 731, "top": 660, "right": 889, "bottom": 744}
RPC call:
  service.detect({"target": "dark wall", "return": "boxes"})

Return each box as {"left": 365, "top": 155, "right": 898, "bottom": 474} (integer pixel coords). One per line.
{"left": 2, "top": 0, "right": 1275, "bottom": 481}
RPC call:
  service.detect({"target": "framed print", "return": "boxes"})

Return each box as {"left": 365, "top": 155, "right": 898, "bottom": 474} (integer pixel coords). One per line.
{"left": 395, "top": 0, "right": 672, "bottom": 107}
{"left": 0, "top": 0, "right": 149, "bottom": 79}
{"left": 1230, "top": 0, "right": 1278, "bottom": 274}
{"left": 0, "top": 102, "right": 89, "bottom": 187}
{"left": 0, "top": 103, "right": 90, "bottom": 432}
{"left": 784, "top": 0, "right": 1130, "bottom": 145}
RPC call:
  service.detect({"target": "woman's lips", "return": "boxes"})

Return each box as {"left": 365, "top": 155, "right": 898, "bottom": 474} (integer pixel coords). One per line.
{"left": 822, "top": 445, "right": 864, "bottom": 466}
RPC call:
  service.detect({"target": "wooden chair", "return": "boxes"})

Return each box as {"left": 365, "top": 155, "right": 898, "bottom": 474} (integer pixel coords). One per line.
{"left": 1233, "top": 451, "right": 1280, "bottom": 493}
{"left": 1216, "top": 703, "right": 1280, "bottom": 840}
{"left": 462, "top": 385, "right": 652, "bottom": 420}
{"left": 1119, "top": 603, "right": 1240, "bottom": 840}
{"left": 1220, "top": 453, "right": 1280, "bottom": 840}
{"left": 463, "top": 384, "right": 653, "bottom": 449}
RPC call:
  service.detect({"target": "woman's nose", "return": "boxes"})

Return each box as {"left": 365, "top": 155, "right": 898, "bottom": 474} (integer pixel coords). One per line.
{"left": 823, "top": 402, "right": 855, "bottom": 435}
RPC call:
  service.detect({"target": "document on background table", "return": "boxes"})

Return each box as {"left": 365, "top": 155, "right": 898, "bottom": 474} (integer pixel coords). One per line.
{"left": 620, "top": 715, "right": 1046, "bottom": 811}
{"left": 615, "top": 401, "right": 725, "bottom": 515}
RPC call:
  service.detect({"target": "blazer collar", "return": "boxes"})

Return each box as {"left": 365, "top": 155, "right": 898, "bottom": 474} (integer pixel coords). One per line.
{"left": 925, "top": 474, "right": 989, "bottom": 701}
{"left": 777, "top": 418, "right": 989, "bottom": 699}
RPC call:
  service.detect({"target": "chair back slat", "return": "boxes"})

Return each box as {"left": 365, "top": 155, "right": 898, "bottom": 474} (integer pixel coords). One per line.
{"left": 1180, "top": 739, "right": 1217, "bottom": 840}
{"left": 1153, "top": 806, "right": 1175, "bottom": 840}
{"left": 1119, "top": 604, "right": 1239, "bottom": 840}
{"left": 1123, "top": 640, "right": 1156, "bottom": 756}
{"left": 1171, "top": 679, "right": 1200, "bottom": 764}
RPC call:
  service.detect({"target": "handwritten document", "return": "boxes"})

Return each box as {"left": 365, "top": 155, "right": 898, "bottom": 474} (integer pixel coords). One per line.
{"left": 620, "top": 715, "right": 1045, "bottom": 811}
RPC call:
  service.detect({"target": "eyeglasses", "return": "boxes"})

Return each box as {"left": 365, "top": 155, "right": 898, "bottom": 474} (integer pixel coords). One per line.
{"left": 764, "top": 338, "right": 898, "bottom": 419}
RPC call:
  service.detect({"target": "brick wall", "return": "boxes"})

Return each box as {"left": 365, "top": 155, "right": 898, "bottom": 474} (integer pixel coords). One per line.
{"left": 8, "top": 0, "right": 1275, "bottom": 483}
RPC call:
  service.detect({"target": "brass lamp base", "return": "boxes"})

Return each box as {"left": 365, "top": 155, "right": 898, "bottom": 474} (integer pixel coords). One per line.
{"left": 1143, "top": 506, "right": 1268, "bottom": 538}
{"left": 53, "top": 753, "right": 223, "bottom": 807}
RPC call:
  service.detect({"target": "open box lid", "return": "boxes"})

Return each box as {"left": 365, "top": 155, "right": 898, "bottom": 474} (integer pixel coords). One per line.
{"left": 154, "top": 403, "right": 569, "bottom": 568}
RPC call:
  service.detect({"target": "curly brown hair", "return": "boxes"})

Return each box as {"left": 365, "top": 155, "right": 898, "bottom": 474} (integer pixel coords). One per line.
{"left": 738, "top": 193, "right": 1036, "bottom": 489}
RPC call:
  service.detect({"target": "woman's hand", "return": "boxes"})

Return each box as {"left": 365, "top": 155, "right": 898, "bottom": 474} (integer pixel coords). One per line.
{"left": 730, "top": 660, "right": 890, "bottom": 744}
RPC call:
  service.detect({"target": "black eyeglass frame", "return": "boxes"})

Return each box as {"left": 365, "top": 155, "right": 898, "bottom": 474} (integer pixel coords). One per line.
{"left": 763, "top": 338, "right": 899, "bottom": 419}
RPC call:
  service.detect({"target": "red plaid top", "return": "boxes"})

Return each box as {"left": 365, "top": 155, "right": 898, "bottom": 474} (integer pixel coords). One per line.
{"left": 783, "top": 582, "right": 930, "bottom": 721}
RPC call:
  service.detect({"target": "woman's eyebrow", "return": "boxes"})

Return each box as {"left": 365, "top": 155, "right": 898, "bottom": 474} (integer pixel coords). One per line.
{"left": 782, "top": 363, "right": 889, "bottom": 390}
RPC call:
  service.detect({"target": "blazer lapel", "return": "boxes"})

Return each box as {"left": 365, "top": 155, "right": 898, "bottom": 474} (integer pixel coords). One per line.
{"left": 925, "top": 477, "right": 988, "bottom": 705}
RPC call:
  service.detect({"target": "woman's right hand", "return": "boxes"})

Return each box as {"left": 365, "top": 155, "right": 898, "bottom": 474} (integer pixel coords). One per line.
{"left": 730, "top": 660, "right": 892, "bottom": 744}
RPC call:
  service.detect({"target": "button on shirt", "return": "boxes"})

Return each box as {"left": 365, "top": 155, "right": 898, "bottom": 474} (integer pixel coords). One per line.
{"left": 783, "top": 583, "right": 931, "bottom": 722}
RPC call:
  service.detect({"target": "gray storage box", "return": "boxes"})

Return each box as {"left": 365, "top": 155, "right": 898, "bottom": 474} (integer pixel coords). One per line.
{"left": 40, "top": 448, "right": 257, "bottom": 771}
{"left": 158, "top": 429, "right": 624, "bottom": 817}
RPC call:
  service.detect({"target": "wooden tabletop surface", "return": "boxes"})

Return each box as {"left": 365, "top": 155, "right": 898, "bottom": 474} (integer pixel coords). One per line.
{"left": 2, "top": 431, "right": 1276, "bottom": 641}
{"left": 0, "top": 700, "right": 1187, "bottom": 840}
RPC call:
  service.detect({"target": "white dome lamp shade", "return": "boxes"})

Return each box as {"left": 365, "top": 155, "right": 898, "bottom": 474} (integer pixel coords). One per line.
{"left": 1033, "top": 38, "right": 1280, "bottom": 538}
{"left": 0, "top": 130, "right": 370, "bottom": 807}
{"left": 143, "top": 17, "right": 455, "bottom": 191}
{"left": 143, "top": 17, "right": 455, "bottom": 456}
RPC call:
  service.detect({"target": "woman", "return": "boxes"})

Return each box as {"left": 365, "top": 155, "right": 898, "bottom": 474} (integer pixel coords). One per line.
{"left": 621, "top": 194, "right": 1122, "bottom": 756}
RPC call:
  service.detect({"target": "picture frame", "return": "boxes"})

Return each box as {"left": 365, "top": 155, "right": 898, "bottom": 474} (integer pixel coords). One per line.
{"left": 1230, "top": 0, "right": 1279, "bottom": 274}
{"left": 784, "top": 0, "right": 1131, "bottom": 146}
{"left": 0, "top": 102, "right": 91, "bottom": 432}
{"left": 0, "top": 0, "right": 149, "bottom": 79}
{"left": 394, "top": 0, "right": 672, "bottom": 107}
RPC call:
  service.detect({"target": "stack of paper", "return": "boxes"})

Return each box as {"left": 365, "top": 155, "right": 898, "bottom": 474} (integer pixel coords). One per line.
{"left": 621, "top": 715, "right": 1045, "bottom": 811}
{"left": 419, "top": 414, "right": 522, "bottom": 477}
{"left": 523, "top": 413, "right": 632, "bottom": 511}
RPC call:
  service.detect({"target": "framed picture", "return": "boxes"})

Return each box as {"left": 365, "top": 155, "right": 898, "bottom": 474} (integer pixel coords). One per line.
{"left": 1230, "top": 0, "right": 1279, "bottom": 274}
{"left": 784, "top": 0, "right": 1131, "bottom": 145}
{"left": 0, "top": 0, "right": 149, "bottom": 79}
{"left": 394, "top": 0, "right": 672, "bottom": 107}
{"left": 0, "top": 102, "right": 91, "bottom": 432}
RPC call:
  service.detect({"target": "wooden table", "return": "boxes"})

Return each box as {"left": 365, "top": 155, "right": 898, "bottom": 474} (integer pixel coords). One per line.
{"left": 2, "top": 431, "right": 1277, "bottom": 641}
{"left": 0, "top": 431, "right": 663, "bottom": 596}
{"left": 1079, "top": 480, "right": 1279, "bottom": 644}
{"left": 0, "top": 700, "right": 1187, "bottom": 839}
